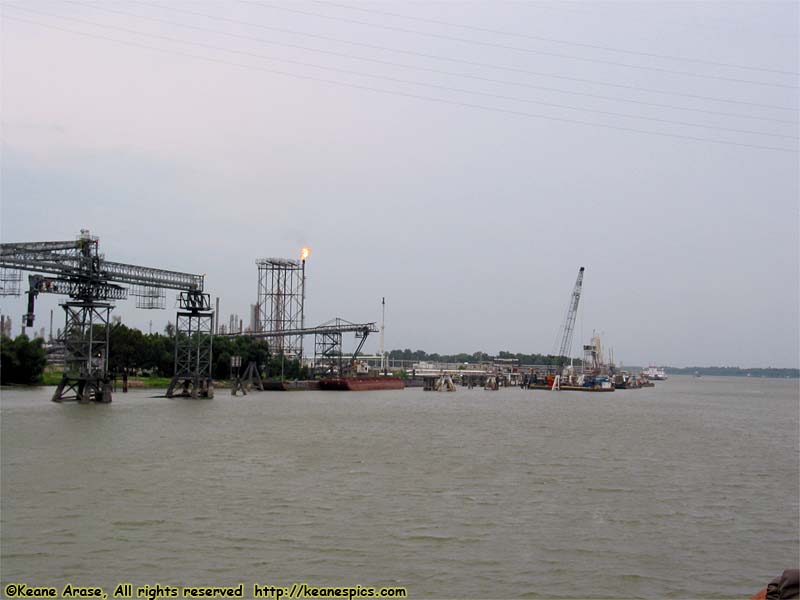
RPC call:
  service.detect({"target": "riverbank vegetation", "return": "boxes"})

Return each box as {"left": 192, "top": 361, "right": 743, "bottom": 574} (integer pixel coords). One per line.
{"left": 1, "top": 324, "right": 305, "bottom": 386}
{"left": 1, "top": 334, "right": 47, "bottom": 384}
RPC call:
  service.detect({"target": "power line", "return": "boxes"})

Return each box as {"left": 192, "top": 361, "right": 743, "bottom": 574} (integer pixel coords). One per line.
{"left": 67, "top": 0, "right": 798, "bottom": 126}
{"left": 134, "top": 0, "right": 798, "bottom": 113}
{"left": 2, "top": 13, "right": 796, "bottom": 154}
{"left": 312, "top": 0, "right": 799, "bottom": 76}
{"left": 242, "top": 1, "right": 799, "bottom": 89}
{"left": 10, "top": 4, "right": 795, "bottom": 140}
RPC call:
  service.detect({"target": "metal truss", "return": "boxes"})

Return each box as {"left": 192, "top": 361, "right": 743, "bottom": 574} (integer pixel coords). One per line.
{"left": 314, "top": 329, "right": 343, "bottom": 375}
{"left": 0, "top": 231, "right": 212, "bottom": 402}
{"left": 166, "top": 292, "right": 214, "bottom": 398}
{"left": 0, "top": 268, "right": 22, "bottom": 296}
{"left": 1, "top": 238, "right": 204, "bottom": 292}
{"left": 29, "top": 275, "right": 127, "bottom": 302}
{"left": 132, "top": 285, "right": 166, "bottom": 309}
{"left": 102, "top": 260, "right": 203, "bottom": 291}
{"left": 52, "top": 301, "right": 113, "bottom": 403}
{"left": 234, "top": 318, "right": 377, "bottom": 340}
{"left": 256, "top": 257, "right": 304, "bottom": 358}
{"left": 555, "top": 267, "right": 584, "bottom": 371}
{"left": 222, "top": 318, "right": 377, "bottom": 377}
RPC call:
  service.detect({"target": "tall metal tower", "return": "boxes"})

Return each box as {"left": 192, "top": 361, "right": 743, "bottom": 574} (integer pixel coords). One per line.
{"left": 0, "top": 230, "right": 212, "bottom": 402}
{"left": 255, "top": 253, "right": 307, "bottom": 359}
{"left": 166, "top": 291, "right": 214, "bottom": 399}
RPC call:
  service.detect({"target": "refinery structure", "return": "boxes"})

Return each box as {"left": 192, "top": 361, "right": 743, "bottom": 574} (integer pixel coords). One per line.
{"left": 0, "top": 231, "right": 384, "bottom": 399}
{"left": 255, "top": 252, "right": 307, "bottom": 358}
{"left": 0, "top": 230, "right": 665, "bottom": 400}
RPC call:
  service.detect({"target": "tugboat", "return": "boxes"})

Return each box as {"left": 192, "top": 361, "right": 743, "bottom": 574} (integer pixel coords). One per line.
{"left": 612, "top": 371, "right": 641, "bottom": 389}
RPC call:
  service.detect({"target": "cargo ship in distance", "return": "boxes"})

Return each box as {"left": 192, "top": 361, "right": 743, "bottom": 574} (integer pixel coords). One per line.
{"left": 319, "top": 376, "right": 405, "bottom": 391}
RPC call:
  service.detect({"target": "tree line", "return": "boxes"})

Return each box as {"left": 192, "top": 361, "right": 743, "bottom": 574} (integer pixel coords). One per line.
{"left": 388, "top": 348, "right": 580, "bottom": 366}
{"left": 1, "top": 334, "right": 47, "bottom": 384}
{"left": 1, "top": 323, "right": 305, "bottom": 385}
{"left": 104, "top": 324, "right": 305, "bottom": 380}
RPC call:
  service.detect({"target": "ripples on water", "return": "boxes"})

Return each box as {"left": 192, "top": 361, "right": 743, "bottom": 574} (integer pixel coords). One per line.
{"left": 1, "top": 377, "right": 797, "bottom": 598}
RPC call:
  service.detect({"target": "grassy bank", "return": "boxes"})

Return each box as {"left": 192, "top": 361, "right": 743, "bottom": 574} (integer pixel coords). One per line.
{"left": 40, "top": 372, "right": 173, "bottom": 388}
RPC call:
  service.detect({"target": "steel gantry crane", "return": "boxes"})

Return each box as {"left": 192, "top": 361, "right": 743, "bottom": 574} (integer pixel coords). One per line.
{"left": 555, "top": 267, "right": 585, "bottom": 374}
{"left": 0, "top": 230, "right": 214, "bottom": 402}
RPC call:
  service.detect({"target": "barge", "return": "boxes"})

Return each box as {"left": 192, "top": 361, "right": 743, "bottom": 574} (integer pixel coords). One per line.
{"left": 319, "top": 376, "right": 405, "bottom": 391}
{"left": 528, "top": 384, "right": 615, "bottom": 392}
{"left": 262, "top": 380, "right": 321, "bottom": 391}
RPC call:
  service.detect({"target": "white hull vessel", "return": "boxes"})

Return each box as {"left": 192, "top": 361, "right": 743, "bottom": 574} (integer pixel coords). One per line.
{"left": 643, "top": 366, "right": 668, "bottom": 380}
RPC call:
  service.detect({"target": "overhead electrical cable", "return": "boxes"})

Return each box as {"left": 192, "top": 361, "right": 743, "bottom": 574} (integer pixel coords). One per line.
{"left": 64, "top": 0, "right": 799, "bottom": 126}
{"left": 241, "top": 1, "right": 799, "bottom": 89}
{"left": 2, "top": 13, "right": 796, "bottom": 154}
{"left": 133, "top": 0, "right": 799, "bottom": 112}
{"left": 8, "top": 4, "right": 795, "bottom": 141}
{"left": 137, "top": 0, "right": 797, "bottom": 114}
{"left": 312, "top": 0, "right": 799, "bottom": 76}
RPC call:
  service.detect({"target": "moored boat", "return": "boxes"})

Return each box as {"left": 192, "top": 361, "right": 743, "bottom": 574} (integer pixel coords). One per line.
{"left": 528, "top": 384, "right": 614, "bottom": 392}
{"left": 319, "top": 376, "right": 405, "bottom": 391}
{"left": 643, "top": 366, "right": 668, "bottom": 380}
{"left": 263, "top": 380, "right": 321, "bottom": 391}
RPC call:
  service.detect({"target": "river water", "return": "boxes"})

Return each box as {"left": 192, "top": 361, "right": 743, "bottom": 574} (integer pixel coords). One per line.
{"left": 1, "top": 376, "right": 797, "bottom": 599}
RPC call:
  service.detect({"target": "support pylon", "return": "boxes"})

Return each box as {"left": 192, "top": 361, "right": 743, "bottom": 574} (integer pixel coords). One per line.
{"left": 166, "top": 292, "right": 214, "bottom": 399}
{"left": 241, "top": 361, "right": 264, "bottom": 391}
{"left": 52, "top": 300, "right": 113, "bottom": 403}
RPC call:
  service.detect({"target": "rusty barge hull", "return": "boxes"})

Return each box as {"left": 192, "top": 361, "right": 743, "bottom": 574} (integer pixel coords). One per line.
{"left": 319, "top": 377, "right": 405, "bottom": 391}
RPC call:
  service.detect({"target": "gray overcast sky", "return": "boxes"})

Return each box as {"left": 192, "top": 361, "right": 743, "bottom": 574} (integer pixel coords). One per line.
{"left": 1, "top": 1, "right": 798, "bottom": 368}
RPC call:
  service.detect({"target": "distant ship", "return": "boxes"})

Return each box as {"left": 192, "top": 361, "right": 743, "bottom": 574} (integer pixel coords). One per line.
{"left": 643, "top": 366, "right": 668, "bottom": 380}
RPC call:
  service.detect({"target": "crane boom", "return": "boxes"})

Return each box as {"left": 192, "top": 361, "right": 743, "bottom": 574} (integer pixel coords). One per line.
{"left": 0, "top": 239, "right": 203, "bottom": 292}
{"left": 100, "top": 260, "right": 203, "bottom": 292}
{"left": 556, "top": 267, "right": 585, "bottom": 368}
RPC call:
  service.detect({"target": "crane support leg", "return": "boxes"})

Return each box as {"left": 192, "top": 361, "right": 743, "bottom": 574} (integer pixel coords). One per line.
{"left": 52, "top": 301, "right": 113, "bottom": 403}
{"left": 166, "top": 292, "right": 214, "bottom": 399}
{"left": 242, "top": 361, "right": 264, "bottom": 391}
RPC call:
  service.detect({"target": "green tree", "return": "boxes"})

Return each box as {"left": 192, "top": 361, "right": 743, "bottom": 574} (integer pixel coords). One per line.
{"left": 1, "top": 334, "right": 47, "bottom": 384}
{"left": 107, "top": 324, "right": 148, "bottom": 373}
